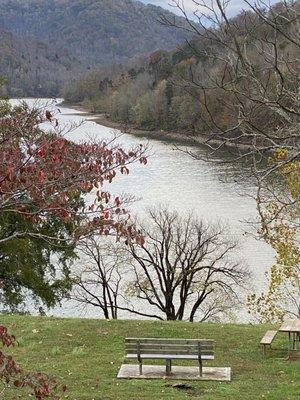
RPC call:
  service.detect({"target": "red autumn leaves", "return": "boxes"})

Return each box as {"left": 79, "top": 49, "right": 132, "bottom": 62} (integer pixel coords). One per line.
{"left": 0, "top": 325, "right": 66, "bottom": 400}
{"left": 0, "top": 107, "right": 147, "bottom": 244}
{"left": 0, "top": 104, "right": 148, "bottom": 398}
{"left": 0, "top": 325, "right": 21, "bottom": 385}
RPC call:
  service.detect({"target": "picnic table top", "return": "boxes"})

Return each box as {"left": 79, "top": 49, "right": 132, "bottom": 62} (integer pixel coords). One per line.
{"left": 279, "top": 318, "right": 300, "bottom": 333}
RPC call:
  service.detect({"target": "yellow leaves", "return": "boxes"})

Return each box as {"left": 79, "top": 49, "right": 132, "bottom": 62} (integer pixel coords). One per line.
{"left": 280, "top": 159, "right": 300, "bottom": 200}
{"left": 251, "top": 150, "right": 300, "bottom": 322}
{"left": 272, "top": 148, "right": 289, "bottom": 161}
{"left": 269, "top": 150, "right": 300, "bottom": 199}
{"left": 268, "top": 148, "right": 289, "bottom": 168}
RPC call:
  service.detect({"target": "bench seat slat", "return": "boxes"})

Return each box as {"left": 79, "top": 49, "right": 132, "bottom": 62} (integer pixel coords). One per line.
{"left": 260, "top": 330, "right": 277, "bottom": 345}
{"left": 125, "top": 353, "right": 214, "bottom": 360}
{"left": 125, "top": 345, "right": 213, "bottom": 351}
{"left": 126, "top": 348, "right": 214, "bottom": 355}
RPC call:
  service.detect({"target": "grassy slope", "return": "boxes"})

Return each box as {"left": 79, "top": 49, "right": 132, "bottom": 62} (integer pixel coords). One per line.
{"left": 0, "top": 315, "right": 299, "bottom": 400}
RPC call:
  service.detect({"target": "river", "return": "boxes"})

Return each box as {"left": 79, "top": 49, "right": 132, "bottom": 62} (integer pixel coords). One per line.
{"left": 10, "top": 98, "right": 275, "bottom": 322}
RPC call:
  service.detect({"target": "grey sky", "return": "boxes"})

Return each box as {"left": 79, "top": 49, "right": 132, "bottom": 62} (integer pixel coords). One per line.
{"left": 140, "top": 1, "right": 277, "bottom": 18}
{"left": 141, "top": 0, "right": 207, "bottom": 13}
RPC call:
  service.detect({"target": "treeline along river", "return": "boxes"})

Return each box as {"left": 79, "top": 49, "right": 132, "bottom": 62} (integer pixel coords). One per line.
{"left": 11, "top": 98, "right": 275, "bottom": 322}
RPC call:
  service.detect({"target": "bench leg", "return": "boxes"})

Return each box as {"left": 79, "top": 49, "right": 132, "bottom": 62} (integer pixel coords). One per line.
{"left": 166, "top": 359, "right": 172, "bottom": 376}
{"left": 199, "top": 361, "right": 203, "bottom": 377}
{"left": 139, "top": 361, "right": 143, "bottom": 375}
{"left": 292, "top": 333, "right": 298, "bottom": 350}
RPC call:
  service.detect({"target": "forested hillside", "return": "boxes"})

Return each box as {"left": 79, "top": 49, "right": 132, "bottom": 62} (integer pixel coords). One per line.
{"left": 0, "top": 29, "right": 82, "bottom": 97}
{"left": 65, "top": 1, "right": 299, "bottom": 143}
{"left": 0, "top": 0, "right": 190, "bottom": 95}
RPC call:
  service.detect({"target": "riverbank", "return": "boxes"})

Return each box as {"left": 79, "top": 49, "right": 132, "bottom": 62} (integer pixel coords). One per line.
{"left": 61, "top": 101, "right": 253, "bottom": 151}
{"left": 2, "top": 314, "right": 299, "bottom": 400}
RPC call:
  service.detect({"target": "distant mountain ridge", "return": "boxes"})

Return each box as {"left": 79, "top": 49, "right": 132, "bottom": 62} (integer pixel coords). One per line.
{"left": 0, "top": 0, "right": 190, "bottom": 95}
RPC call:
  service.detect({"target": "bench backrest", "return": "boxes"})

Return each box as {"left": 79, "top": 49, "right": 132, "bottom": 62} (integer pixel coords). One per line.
{"left": 125, "top": 338, "right": 214, "bottom": 357}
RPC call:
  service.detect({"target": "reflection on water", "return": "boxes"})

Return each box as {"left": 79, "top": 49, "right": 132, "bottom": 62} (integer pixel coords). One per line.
{"left": 10, "top": 98, "right": 275, "bottom": 322}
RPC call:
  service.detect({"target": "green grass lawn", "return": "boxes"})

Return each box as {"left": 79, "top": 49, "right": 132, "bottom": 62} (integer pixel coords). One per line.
{"left": 0, "top": 315, "right": 299, "bottom": 400}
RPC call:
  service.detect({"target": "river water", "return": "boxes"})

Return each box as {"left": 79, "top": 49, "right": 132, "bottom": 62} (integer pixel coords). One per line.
{"left": 11, "top": 98, "right": 275, "bottom": 322}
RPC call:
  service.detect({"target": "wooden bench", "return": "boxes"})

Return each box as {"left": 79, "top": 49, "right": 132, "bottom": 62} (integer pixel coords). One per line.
{"left": 125, "top": 338, "right": 214, "bottom": 376}
{"left": 260, "top": 330, "right": 277, "bottom": 356}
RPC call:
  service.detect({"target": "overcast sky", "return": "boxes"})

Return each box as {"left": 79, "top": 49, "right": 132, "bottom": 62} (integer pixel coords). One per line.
{"left": 140, "top": 1, "right": 276, "bottom": 18}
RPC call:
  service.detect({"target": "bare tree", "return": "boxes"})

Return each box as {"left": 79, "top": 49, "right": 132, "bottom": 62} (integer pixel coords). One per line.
{"left": 72, "top": 237, "right": 130, "bottom": 319}
{"left": 161, "top": 0, "right": 299, "bottom": 175}
{"left": 161, "top": 0, "right": 300, "bottom": 322}
{"left": 126, "top": 207, "right": 249, "bottom": 322}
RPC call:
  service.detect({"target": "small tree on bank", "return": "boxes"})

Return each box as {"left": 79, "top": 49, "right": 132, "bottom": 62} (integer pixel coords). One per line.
{"left": 126, "top": 207, "right": 249, "bottom": 322}
{"left": 248, "top": 152, "right": 300, "bottom": 321}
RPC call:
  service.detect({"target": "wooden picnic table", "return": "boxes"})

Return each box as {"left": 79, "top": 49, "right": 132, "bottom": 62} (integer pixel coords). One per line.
{"left": 279, "top": 318, "right": 300, "bottom": 357}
